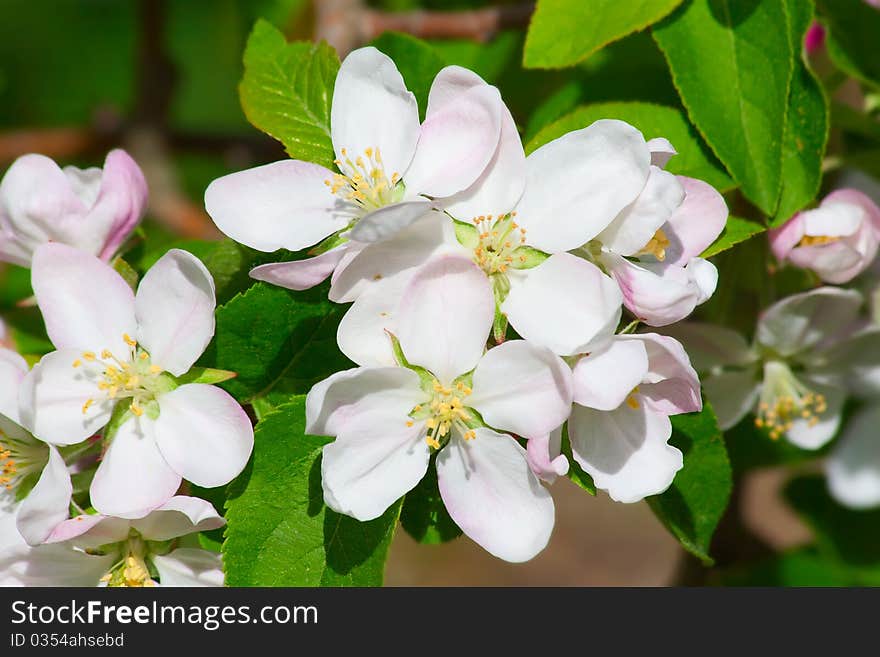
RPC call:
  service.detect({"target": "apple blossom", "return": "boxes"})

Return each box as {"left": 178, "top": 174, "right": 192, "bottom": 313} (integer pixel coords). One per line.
{"left": 207, "top": 49, "right": 504, "bottom": 296}
{"left": 20, "top": 243, "right": 254, "bottom": 519}
{"left": 307, "top": 255, "right": 572, "bottom": 562}
{"left": 825, "top": 404, "right": 880, "bottom": 510}
{"left": 769, "top": 189, "right": 880, "bottom": 284}
{"left": 0, "top": 150, "right": 147, "bottom": 267}
{"left": 666, "top": 287, "right": 880, "bottom": 449}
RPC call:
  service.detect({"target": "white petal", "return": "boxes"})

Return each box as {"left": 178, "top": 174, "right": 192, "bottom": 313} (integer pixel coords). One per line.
{"left": 469, "top": 340, "right": 573, "bottom": 437}
{"left": 154, "top": 384, "right": 254, "bottom": 488}
{"left": 660, "top": 321, "right": 755, "bottom": 371}
{"left": 526, "top": 427, "right": 569, "bottom": 483}
{"left": 437, "top": 428, "right": 554, "bottom": 562}
{"left": 31, "top": 243, "right": 136, "bottom": 356}
{"left": 663, "top": 177, "right": 729, "bottom": 266}
{"left": 571, "top": 338, "right": 649, "bottom": 410}
{"left": 337, "top": 275, "right": 408, "bottom": 367}
{"left": 250, "top": 246, "right": 346, "bottom": 292}
{"left": 515, "top": 119, "right": 650, "bottom": 253}
{"left": 306, "top": 367, "right": 426, "bottom": 437}
{"left": 45, "top": 515, "right": 131, "bottom": 549}
{"left": 826, "top": 405, "right": 880, "bottom": 509}
{"left": 403, "top": 83, "right": 502, "bottom": 198}
{"left": 629, "top": 333, "right": 702, "bottom": 415}
{"left": 503, "top": 253, "right": 622, "bottom": 356}
{"left": 569, "top": 402, "right": 682, "bottom": 503}
{"left": 204, "top": 160, "right": 347, "bottom": 252}
{"left": 348, "top": 199, "right": 433, "bottom": 243}
{"left": 19, "top": 349, "right": 114, "bottom": 445}
{"left": 16, "top": 446, "right": 71, "bottom": 546}
{"left": 331, "top": 47, "right": 420, "bottom": 177}
{"left": 132, "top": 496, "right": 225, "bottom": 541}
{"left": 153, "top": 549, "right": 225, "bottom": 587}
{"left": 90, "top": 416, "right": 181, "bottom": 519}
{"left": 135, "top": 249, "right": 215, "bottom": 376}
{"left": 785, "top": 381, "right": 845, "bottom": 450}
{"left": 597, "top": 165, "right": 684, "bottom": 256}
{"left": 757, "top": 287, "right": 863, "bottom": 357}
{"left": 647, "top": 137, "right": 676, "bottom": 167}
{"left": 321, "top": 408, "right": 429, "bottom": 521}
{"left": 397, "top": 255, "right": 494, "bottom": 383}
{"left": 0, "top": 347, "right": 28, "bottom": 423}
{"left": 702, "top": 370, "right": 760, "bottom": 430}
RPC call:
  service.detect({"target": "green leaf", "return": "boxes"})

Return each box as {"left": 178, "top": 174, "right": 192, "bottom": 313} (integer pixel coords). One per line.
{"left": 653, "top": 0, "right": 794, "bottom": 215}
{"left": 524, "top": 0, "right": 685, "bottom": 69}
{"left": 204, "top": 282, "right": 352, "bottom": 404}
{"left": 400, "top": 457, "right": 462, "bottom": 545}
{"left": 223, "top": 398, "right": 401, "bottom": 586}
{"left": 526, "top": 101, "right": 734, "bottom": 191}
{"left": 647, "top": 403, "right": 732, "bottom": 564}
{"left": 701, "top": 216, "right": 766, "bottom": 259}
{"left": 817, "top": 0, "right": 880, "bottom": 89}
{"left": 371, "top": 32, "right": 445, "bottom": 119}
{"left": 239, "top": 19, "right": 339, "bottom": 170}
{"left": 832, "top": 101, "right": 880, "bottom": 142}
{"left": 773, "top": 0, "right": 829, "bottom": 226}
{"left": 717, "top": 546, "right": 855, "bottom": 586}
{"left": 785, "top": 474, "right": 880, "bottom": 567}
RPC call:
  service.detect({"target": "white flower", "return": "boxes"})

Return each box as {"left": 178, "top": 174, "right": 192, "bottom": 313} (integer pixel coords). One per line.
{"left": 0, "top": 150, "right": 147, "bottom": 267}
{"left": 826, "top": 404, "right": 880, "bottom": 509}
{"left": 668, "top": 287, "right": 880, "bottom": 449}
{"left": 23, "top": 496, "right": 224, "bottom": 587}
{"left": 20, "top": 244, "right": 254, "bottom": 519}
{"left": 307, "top": 255, "right": 572, "bottom": 562}
{"left": 207, "top": 50, "right": 504, "bottom": 296}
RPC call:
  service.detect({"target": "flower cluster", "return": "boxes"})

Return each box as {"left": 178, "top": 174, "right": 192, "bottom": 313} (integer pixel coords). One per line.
{"left": 206, "top": 48, "right": 728, "bottom": 561}
{"left": 0, "top": 152, "right": 253, "bottom": 586}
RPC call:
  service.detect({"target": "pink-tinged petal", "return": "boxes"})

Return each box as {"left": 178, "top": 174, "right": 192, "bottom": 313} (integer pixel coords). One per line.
{"left": 93, "top": 149, "right": 148, "bottom": 260}
{"left": 331, "top": 47, "right": 420, "bottom": 177}
{"left": 0, "top": 232, "right": 31, "bottom": 267}
{"left": 152, "top": 549, "right": 224, "bottom": 587}
{"left": 330, "top": 211, "right": 460, "bottom": 303}
{"left": 801, "top": 202, "right": 862, "bottom": 237}
{"left": 348, "top": 199, "right": 433, "bottom": 243}
{"left": 16, "top": 446, "right": 72, "bottom": 546}
{"left": 440, "top": 84, "right": 525, "bottom": 220}
{"left": 403, "top": 84, "right": 502, "bottom": 199}
{"left": 0, "top": 154, "right": 87, "bottom": 252}
{"left": 598, "top": 166, "right": 684, "bottom": 256}
{"left": 19, "top": 349, "right": 115, "bottom": 446}
{"left": 0, "top": 347, "right": 28, "bottom": 423}
{"left": 469, "top": 340, "right": 573, "bottom": 438}
{"left": 205, "top": 160, "right": 346, "bottom": 252}
{"left": 44, "top": 515, "right": 130, "bottom": 549}
{"left": 769, "top": 213, "right": 806, "bottom": 261}
{"left": 31, "top": 243, "right": 136, "bottom": 356}
{"left": 250, "top": 246, "right": 346, "bottom": 292}
{"left": 437, "top": 428, "right": 554, "bottom": 562}
{"left": 826, "top": 404, "right": 880, "bottom": 509}
{"left": 90, "top": 416, "right": 181, "bottom": 519}
{"left": 757, "top": 287, "right": 863, "bottom": 356}
{"left": 663, "top": 177, "right": 729, "bottom": 266}
{"left": 397, "top": 255, "right": 494, "bottom": 383}
{"left": 337, "top": 275, "right": 408, "bottom": 367}
{"left": 702, "top": 370, "right": 761, "bottom": 430}
{"left": 135, "top": 249, "right": 215, "bottom": 376}
{"left": 787, "top": 240, "right": 867, "bottom": 284}
{"left": 131, "top": 496, "right": 224, "bottom": 541}
{"left": 526, "top": 427, "right": 569, "bottom": 484}
{"left": 306, "top": 367, "right": 426, "bottom": 437}
{"left": 785, "top": 380, "right": 845, "bottom": 450}
{"left": 154, "top": 384, "right": 253, "bottom": 489}
{"left": 515, "top": 120, "right": 650, "bottom": 253}
{"left": 569, "top": 402, "right": 681, "bottom": 503}
{"left": 321, "top": 409, "right": 429, "bottom": 521}
{"left": 689, "top": 257, "right": 719, "bottom": 303}
{"left": 646, "top": 137, "right": 676, "bottom": 168}
{"left": 824, "top": 188, "right": 880, "bottom": 231}
{"left": 604, "top": 252, "right": 706, "bottom": 327}
{"left": 804, "top": 22, "right": 826, "bottom": 53}
{"left": 571, "top": 338, "right": 649, "bottom": 411}
{"left": 504, "top": 253, "right": 622, "bottom": 356}
{"left": 627, "top": 333, "right": 702, "bottom": 415}
{"left": 660, "top": 321, "right": 755, "bottom": 371}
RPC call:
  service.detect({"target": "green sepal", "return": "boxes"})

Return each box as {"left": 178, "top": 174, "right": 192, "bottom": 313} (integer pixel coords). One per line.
{"left": 388, "top": 331, "right": 435, "bottom": 390}
{"left": 174, "top": 367, "right": 238, "bottom": 386}
{"left": 308, "top": 231, "right": 349, "bottom": 256}
{"left": 511, "top": 245, "right": 549, "bottom": 270}
{"left": 492, "top": 304, "right": 509, "bottom": 344}
{"left": 111, "top": 256, "right": 139, "bottom": 291}
{"left": 453, "top": 219, "right": 479, "bottom": 248}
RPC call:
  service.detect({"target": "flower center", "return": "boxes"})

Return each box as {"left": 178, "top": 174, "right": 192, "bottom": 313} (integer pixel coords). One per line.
{"left": 325, "top": 147, "right": 402, "bottom": 216}
{"left": 72, "top": 334, "right": 165, "bottom": 418}
{"left": 625, "top": 386, "right": 641, "bottom": 409}
{"left": 754, "top": 361, "right": 827, "bottom": 440}
{"left": 637, "top": 228, "right": 670, "bottom": 261}
{"left": 0, "top": 426, "right": 47, "bottom": 493}
{"left": 472, "top": 213, "right": 528, "bottom": 276}
{"left": 408, "top": 380, "right": 475, "bottom": 449}
{"left": 798, "top": 234, "right": 840, "bottom": 247}
{"left": 100, "top": 534, "right": 156, "bottom": 588}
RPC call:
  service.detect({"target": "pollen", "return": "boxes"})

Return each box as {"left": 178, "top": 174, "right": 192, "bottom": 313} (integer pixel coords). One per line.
{"left": 470, "top": 212, "right": 528, "bottom": 276}
{"left": 755, "top": 361, "right": 828, "bottom": 440}
{"left": 417, "top": 378, "right": 474, "bottom": 450}
{"left": 798, "top": 234, "right": 840, "bottom": 247}
{"left": 325, "top": 146, "right": 401, "bottom": 215}
{"left": 637, "top": 228, "right": 671, "bottom": 261}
